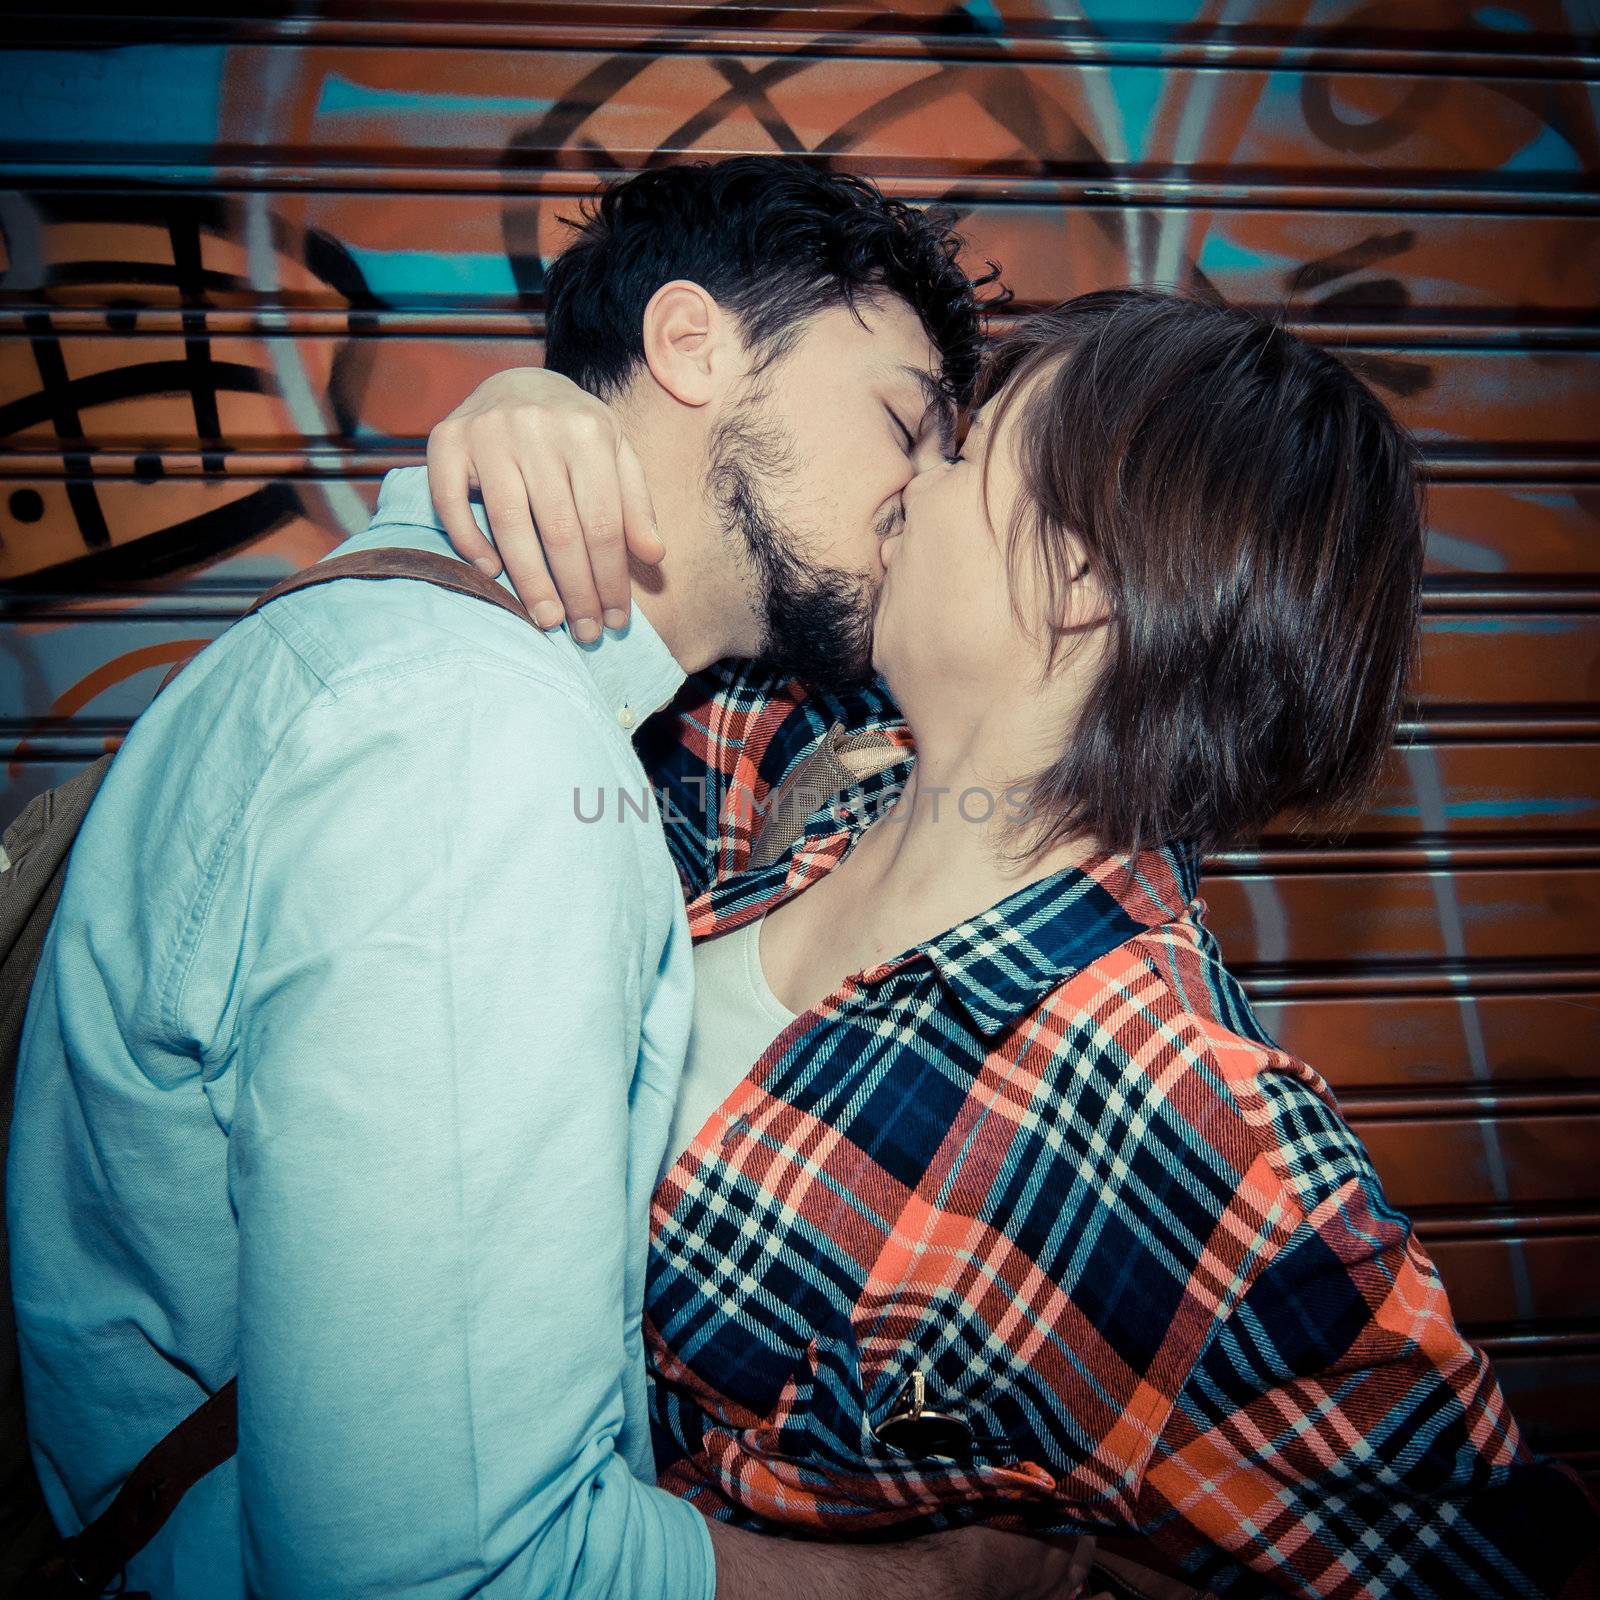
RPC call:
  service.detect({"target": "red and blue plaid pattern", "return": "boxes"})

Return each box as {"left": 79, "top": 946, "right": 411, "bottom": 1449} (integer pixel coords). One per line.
{"left": 639, "top": 662, "right": 1600, "bottom": 1599}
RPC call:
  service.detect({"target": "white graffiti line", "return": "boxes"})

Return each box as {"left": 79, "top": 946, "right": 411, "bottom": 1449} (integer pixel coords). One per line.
{"left": 240, "top": 52, "right": 368, "bottom": 541}
{"left": 1402, "top": 741, "right": 1533, "bottom": 1321}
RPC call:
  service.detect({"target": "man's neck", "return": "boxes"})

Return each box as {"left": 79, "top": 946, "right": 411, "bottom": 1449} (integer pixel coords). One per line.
{"left": 617, "top": 395, "right": 762, "bottom": 674}
{"left": 623, "top": 555, "right": 739, "bottom": 676}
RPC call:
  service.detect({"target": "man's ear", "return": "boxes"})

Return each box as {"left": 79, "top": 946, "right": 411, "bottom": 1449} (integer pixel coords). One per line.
{"left": 640, "top": 280, "right": 734, "bottom": 407}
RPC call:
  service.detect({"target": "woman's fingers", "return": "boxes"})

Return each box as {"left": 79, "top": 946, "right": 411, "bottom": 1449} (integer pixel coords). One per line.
{"left": 474, "top": 454, "right": 564, "bottom": 628}
{"left": 426, "top": 425, "right": 500, "bottom": 577}
{"left": 565, "top": 416, "right": 632, "bottom": 630}
{"left": 617, "top": 436, "right": 664, "bottom": 568}
{"left": 423, "top": 373, "right": 650, "bottom": 639}
{"left": 520, "top": 455, "right": 606, "bottom": 640}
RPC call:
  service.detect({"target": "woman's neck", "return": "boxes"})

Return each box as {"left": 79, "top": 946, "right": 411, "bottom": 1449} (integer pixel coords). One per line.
{"left": 845, "top": 708, "right": 1099, "bottom": 938}
{"left": 758, "top": 704, "right": 1100, "bottom": 1018}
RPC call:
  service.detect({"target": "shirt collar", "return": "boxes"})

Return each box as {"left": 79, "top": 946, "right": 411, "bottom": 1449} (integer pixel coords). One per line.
{"left": 565, "top": 610, "right": 686, "bottom": 726}
{"left": 778, "top": 789, "right": 1200, "bottom": 1038}
{"left": 361, "top": 466, "right": 686, "bottom": 725}
{"left": 914, "top": 845, "right": 1200, "bottom": 1037}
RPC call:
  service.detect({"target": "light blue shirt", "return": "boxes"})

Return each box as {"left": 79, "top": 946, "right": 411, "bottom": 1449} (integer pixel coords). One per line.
{"left": 9, "top": 467, "right": 714, "bottom": 1600}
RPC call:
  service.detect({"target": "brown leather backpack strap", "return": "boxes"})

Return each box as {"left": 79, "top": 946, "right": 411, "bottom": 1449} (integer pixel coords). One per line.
{"left": 240, "top": 547, "right": 533, "bottom": 626}
{"left": 27, "top": 1379, "right": 236, "bottom": 1599}
{"left": 158, "top": 548, "right": 535, "bottom": 693}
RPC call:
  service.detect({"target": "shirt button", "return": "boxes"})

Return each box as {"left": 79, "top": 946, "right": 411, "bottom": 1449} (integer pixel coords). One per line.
{"left": 617, "top": 707, "right": 636, "bottom": 730}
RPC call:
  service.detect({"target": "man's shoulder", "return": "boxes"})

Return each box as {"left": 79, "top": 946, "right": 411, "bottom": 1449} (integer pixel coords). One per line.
{"left": 254, "top": 563, "right": 570, "bottom": 704}
{"left": 253, "top": 466, "right": 570, "bottom": 695}
{"left": 88, "top": 548, "right": 619, "bottom": 900}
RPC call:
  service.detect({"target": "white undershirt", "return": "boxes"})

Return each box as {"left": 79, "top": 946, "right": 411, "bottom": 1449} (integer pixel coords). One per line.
{"left": 663, "top": 916, "right": 797, "bottom": 1174}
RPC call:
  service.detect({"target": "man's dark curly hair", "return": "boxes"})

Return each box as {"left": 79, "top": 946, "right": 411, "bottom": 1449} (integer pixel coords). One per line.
{"left": 542, "top": 157, "right": 989, "bottom": 408}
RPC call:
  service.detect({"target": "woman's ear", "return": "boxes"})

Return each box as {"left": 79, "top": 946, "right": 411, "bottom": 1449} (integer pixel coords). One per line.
{"left": 640, "top": 279, "right": 731, "bottom": 407}
{"left": 1036, "top": 558, "right": 1112, "bottom": 703}
{"left": 1057, "top": 559, "right": 1112, "bottom": 636}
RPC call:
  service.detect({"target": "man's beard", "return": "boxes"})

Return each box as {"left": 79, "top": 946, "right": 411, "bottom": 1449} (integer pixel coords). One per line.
{"left": 706, "top": 405, "right": 881, "bottom": 694}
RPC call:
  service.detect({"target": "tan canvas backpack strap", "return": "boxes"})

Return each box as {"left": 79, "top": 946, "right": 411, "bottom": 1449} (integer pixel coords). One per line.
{"left": 158, "top": 548, "right": 535, "bottom": 693}
{"left": 750, "top": 721, "right": 906, "bottom": 870}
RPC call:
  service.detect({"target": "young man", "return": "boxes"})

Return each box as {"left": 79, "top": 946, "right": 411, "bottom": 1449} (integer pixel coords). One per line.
{"left": 8, "top": 160, "right": 1081, "bottom": 1599}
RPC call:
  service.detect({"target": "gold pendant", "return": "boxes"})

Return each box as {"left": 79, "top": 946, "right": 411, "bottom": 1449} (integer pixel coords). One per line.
{"left": 873, "top": 1370, "right": 975, "bottom": 1462}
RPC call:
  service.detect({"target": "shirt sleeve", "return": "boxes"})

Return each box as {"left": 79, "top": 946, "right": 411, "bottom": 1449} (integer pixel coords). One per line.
{"left": 221, "top": 660, "right": 714, "bottom": 1600}
{"left": 1133, "top": 1176, "right": 1600, "bottom": 1598}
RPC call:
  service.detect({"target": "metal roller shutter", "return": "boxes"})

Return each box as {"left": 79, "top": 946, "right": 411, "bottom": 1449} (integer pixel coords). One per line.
{"left": 3, "top": 0, "right": 1596, "bottom": 1497}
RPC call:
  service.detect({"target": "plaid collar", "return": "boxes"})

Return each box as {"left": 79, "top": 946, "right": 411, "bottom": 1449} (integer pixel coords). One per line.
{"left": 912, "top": 846, "right": 1201, "bottom": 1036}
{"left": 700, "top": 760, "right": 1202, "bottom": 1038}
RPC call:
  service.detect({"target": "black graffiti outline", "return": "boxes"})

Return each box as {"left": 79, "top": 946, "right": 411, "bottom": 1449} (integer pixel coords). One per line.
{"left": 0, "top": 187, "right": 384, "bottom": 594}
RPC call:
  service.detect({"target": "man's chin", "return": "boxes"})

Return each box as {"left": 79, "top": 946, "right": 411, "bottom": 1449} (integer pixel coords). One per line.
{"left": 762, "top": 638, "right": 876, "bottom": 695}
{"left": 761, "top": 586, "right": 878, "bottom": 694}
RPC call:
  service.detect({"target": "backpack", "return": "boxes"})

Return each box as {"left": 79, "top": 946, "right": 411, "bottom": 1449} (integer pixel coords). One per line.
{"left": 0, "top": 548, "right": 542, "bottom": 1598}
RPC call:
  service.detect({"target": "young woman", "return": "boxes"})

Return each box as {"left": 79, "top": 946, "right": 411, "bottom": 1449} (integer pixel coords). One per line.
{"left": 429, "top": 289, "right": 1599, "bottom": 1599}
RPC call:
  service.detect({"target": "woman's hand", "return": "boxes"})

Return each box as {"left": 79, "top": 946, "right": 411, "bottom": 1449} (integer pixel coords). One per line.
{"left": 425, "top": 367, "right": 663, "bottom": 641}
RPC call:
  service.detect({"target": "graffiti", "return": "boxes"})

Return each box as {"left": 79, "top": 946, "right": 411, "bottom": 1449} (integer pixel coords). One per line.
{"left": 1, "top": 0, "right": 1598, "bottom": 1474}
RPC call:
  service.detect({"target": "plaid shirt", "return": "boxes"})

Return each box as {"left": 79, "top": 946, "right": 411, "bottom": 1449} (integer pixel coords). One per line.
{"left": 637, "top": 662, "right": 1600, "bottom": 1600}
